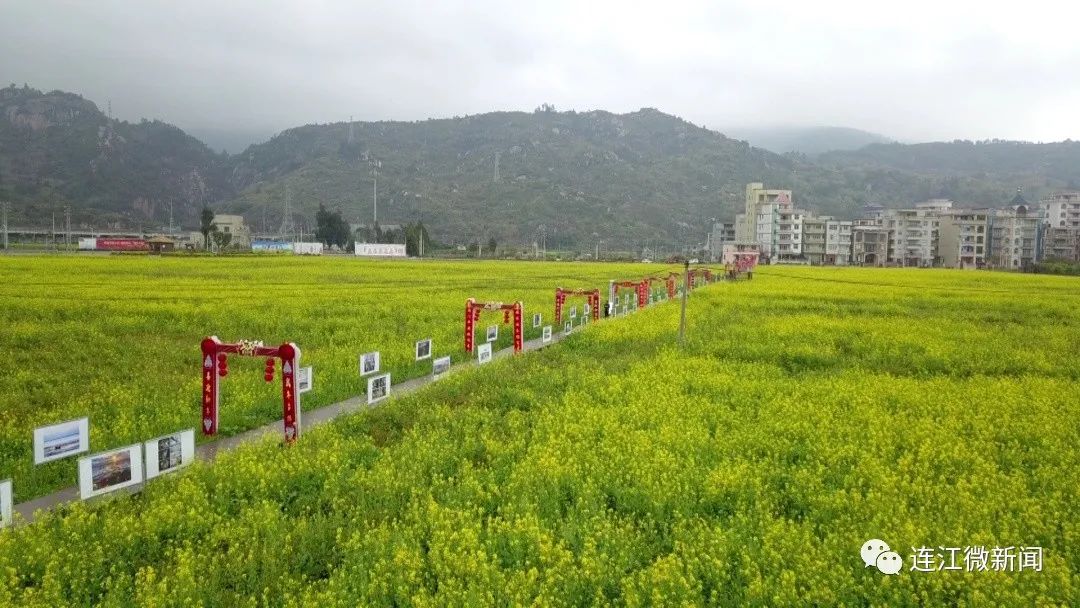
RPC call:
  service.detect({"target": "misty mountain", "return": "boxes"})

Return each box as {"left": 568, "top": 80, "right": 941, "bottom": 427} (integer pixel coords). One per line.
{"left": 0, "top": 85, "right": 233, "bottom": 227}
{"left": 222, "top": 108, "right": 803, "bottom": 248}
{"left": 723, "top": 126, "right": 894, "bottom": 155}
{"left": 6, "top": 86, "right": 1080, "bottom": 247}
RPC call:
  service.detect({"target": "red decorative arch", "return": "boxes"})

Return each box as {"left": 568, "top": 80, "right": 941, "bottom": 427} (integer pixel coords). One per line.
{"left": 609, "top": 279, "right": 648, "bottom": 311}
{"left": 555, "top": 287, "right": 601, "bottom": 325}
{"left": 201, "top": 336, "right": 302, "bottom": 443}
{"left": 464, "top": 299, "right": 523, "bottom": 354}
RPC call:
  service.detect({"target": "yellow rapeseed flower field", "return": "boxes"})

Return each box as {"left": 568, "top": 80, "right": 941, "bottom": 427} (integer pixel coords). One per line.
{"left": 0, "top": 258, "right": 1078, "bottom": 606}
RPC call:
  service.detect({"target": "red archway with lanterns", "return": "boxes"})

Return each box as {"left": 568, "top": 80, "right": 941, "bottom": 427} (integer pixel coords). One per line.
{"left": 609, "top": 279, "right": 648, "bottom": 311}
{"left": 555, "top": 287, "right": 600, "bottom": 325}
{"left": 464, "top": 299, "right": 523, "bottom": 354}
{"left": 201, "top": 336, "right": 302, "bottom": 443}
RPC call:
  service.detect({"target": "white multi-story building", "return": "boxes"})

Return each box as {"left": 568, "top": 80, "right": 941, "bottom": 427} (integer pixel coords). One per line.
{"left": 1042, "top": 191, "right": 1080, "bottom": 230}
{"left": 740, "top": 182, "right": 794, "bottom": 251}
{"left": 775, "top": 204, "right": 805, "bottom": 262}
{"left": 801, "top": 216, "right": 826, "bottom": 264}
{"left": 988, "top": 191, "right": 1039, "bottom": 269}
{"left": 825, "top": 219, "right": 853, "bottom": 265}
{"left": 882, "top": 200, "right": 949, "bottom": 267}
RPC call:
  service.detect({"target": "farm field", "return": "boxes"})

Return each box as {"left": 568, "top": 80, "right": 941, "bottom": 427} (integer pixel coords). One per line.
{"left": 0, "top": 256, "right": 674, "bottom": 502}
{"left": 1, "top": 261, "right": 1079, "bottom": 605}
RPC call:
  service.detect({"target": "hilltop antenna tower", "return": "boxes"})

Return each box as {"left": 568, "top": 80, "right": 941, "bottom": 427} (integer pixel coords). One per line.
{"left": 348, "top": 116, "right": 355, "bottom": 144}
{"left": 278, "top": 184, "right": 295, "bottom": 239}
{"left": 493, "top": 151, "right": 500, "bottom": 182}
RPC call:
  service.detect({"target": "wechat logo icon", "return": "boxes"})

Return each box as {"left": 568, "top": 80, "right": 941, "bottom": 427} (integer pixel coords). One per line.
{"left": 862, "top": 539, "right": 903, "bottom": 575}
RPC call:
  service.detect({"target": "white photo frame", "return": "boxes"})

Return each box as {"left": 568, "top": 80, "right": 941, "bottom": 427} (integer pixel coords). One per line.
{"left": 34, "top": 417, "right": 90, "bottom": 464}
{"left": 144, "top": 429, "right": 196, "bottom": 480}
{"left": 297, "top": 366, "right": 313, "bottom": 393}
{"left": 415, "top": 339, "right": 432, "bottom": 361}
{"left": 542, "top": 325, "right": 552, "bottom": 343}
{"left": 486, "top": 325, "right": 498, "bottom": 342}
{"left": 564, "top": 321, "right": 572, "bottom": 334}
{"left": 359, "top": 351, "right": 381, "bottom": 376}
{"left": 532, "top": 313, "right": 541, "bottom": 328}
{"left": 570, "top": 305, "right": 578, "bottom": 319}
{"left": 367, "top": 373, "right": 391, "bottom": 404}
{"left": 477, "top": 342, "right": 493, "bottom": 364}
{"left": 0, "top": 479, "right": 11, "bottom": 528}
{"left": 433, "top": 356, "right": 451, "bottom": 378}
{"left": 78, "top": 444, "right": 143, "bottom": 500}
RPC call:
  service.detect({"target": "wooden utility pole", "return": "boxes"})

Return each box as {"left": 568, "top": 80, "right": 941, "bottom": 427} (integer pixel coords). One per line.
{"left": 678, "top": 260, "right": 689, "bottom": 345}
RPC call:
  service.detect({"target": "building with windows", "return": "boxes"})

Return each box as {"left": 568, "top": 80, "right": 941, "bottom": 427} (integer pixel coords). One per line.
{"left": 882, "top": 200, "right": 949, "bottom": 267}
{"left": 707, "top": 221, "right": 737, "bottom": 262}
{"left": 852, "top": 220, "right": 890, "bottom": 266}
{"left": 939, "top": 208, "right": 990, "bottom": 269}
{"left": 740, "top": 182, "right": 794, "bottom": 248}
{"left": 989, "top": 191, "right": 1039, "bottom": 269}
{"left": 824, "top": 219, "right": 853, "bottom": 265}
{"left": 1039, "top": 192, "right": 1080, "bottom": 262}
{"left": 210, "top": 214, "right": 251, "bottom": 248}
{"left": 801, "top": 216, "right": 826, "bottom": 264}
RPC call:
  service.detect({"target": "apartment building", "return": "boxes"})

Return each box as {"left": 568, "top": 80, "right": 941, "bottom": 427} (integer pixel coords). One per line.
{"left": 939, "top": 209, "right": 990, "bottom": 269}
{"left": 707, "top": 221, "right": 737, "bottom": 262}
{"left": 775, "top": 205, "right": 805, "bottom": 262}
{"left": 1042, "top": 192, "right": 1080, "bottom": 230}
{"left": 882, "top": 200, "right": 949, "bottom": 267}
{"left": 852, "top": 219, "right": 890, "bottom": 266}
{"left": 740, "top": 182, "right": 794, "bottom": 247}
{"left": 825, "top": 219, "right": 853, "bottom": 265}
{"left": 802, "top": 216, "right": 826, "bottom": 264}
{"left": 1039, "top": 192, "right": 1080, "bottom": 262}
{"left": 989, "top": 192, "right": 1039, "bottom": 269}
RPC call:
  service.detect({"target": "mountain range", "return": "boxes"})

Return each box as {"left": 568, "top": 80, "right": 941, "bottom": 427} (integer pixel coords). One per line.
{"left": 4, "top": 85, "right": 1080, "bottom": 248}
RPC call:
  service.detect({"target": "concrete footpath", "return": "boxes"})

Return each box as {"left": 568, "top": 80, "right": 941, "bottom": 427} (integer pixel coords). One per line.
{"left": 14, "top": 327, "right": 574, "bottom": 525}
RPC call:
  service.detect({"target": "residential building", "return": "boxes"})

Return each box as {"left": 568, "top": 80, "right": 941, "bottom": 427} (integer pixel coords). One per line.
{"left": 1039, "top": 191, "right": 1080, "bottom": 262}
{"left": 739, "top": 182, "right": 794, "bottom": 246}
{"left": 939, "top": 209, "right": 990, "bottom": 269}
{"left": 989, "top": 191, "right": 1039, "bottom": 269}
{"left": 825, "top": 219, "right": 853, "bottom": 265}
{"left": 1041, "top": 226, "right": 1079, "bottom": 261}
{"left": 882, "top": 200, "right": 950, "bottom": 267}
{"left": 802, "top": 216, "right": 827, "bottom": 265}
{"left": 775, "top": 205, "right": 805, "bottom": 262}
{"left": 210, "top": 214, "right": 251, "bottom": 248}
{"left": 852, "top": 220, "right": 890, "bottom": 266}
{"left": 1041, "top": 191, "right": 1080, "bottom": 230}
{"left": 707, "top": 221, "right": 737, "bottom": 262}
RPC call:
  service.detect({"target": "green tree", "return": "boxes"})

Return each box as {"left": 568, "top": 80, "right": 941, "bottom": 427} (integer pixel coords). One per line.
{"left": 210, "top": 228, "right": 231, "bottom": 251}
{"left": 200, "top": 207, "right": 215, "bottom": 249}
{"left": 486, "top": 237, "right": 498, "bottom": 257}
{"left": 314, "top": 203, "right": 352, "bottom": 249}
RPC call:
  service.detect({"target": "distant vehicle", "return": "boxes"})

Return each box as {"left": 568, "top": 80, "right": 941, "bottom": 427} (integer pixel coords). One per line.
{"left": 641, "top": 258, "right": 653, "bottom": 263}
{"left": 689, "top": 258, "right": 699, "bottom": 264}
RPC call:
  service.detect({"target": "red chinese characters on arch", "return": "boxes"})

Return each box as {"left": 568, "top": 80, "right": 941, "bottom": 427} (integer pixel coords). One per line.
{"left": 464, "top": 299, "right": 523, "bottom": 354}
{"left": 554, "top": 287, "right": 601, "bottom": 325}
{"left": 201, "top": 336, "right": 302, "bottom": 443}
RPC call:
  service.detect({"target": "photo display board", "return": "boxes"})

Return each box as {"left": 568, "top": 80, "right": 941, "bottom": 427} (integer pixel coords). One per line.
{"left": 78, "top": 444, "right": 144, "bottom": 500}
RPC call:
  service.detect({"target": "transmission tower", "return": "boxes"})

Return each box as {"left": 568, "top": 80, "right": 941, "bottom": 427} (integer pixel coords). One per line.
{"left": 278, "top": 184, "right": 295, "bottom": 239}
{"left": 493, "top": 151, "right": 500, "bottom": 182}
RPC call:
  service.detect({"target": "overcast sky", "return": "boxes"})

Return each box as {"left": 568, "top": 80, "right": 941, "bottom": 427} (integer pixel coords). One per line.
{"left": 4, "top": 0, "right": 1080, "bottom": 148}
